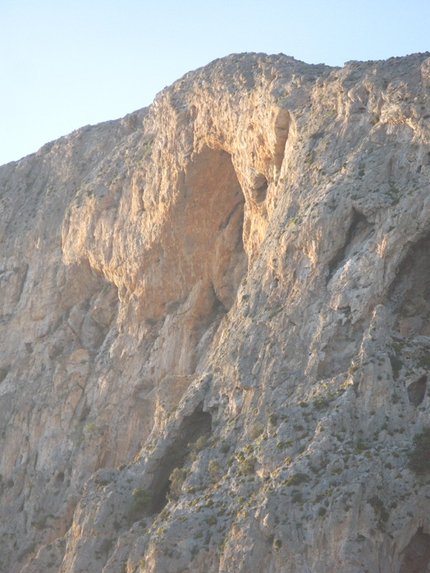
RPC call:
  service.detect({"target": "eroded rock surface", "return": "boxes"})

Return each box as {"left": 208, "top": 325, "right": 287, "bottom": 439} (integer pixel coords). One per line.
{"left": 1, "top": 51, "right": 430, "bottom": 573}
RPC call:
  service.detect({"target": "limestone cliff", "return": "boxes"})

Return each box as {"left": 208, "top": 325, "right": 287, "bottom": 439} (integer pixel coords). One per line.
{"left": 1, "top": 52, "right": 430, "bottom": 573}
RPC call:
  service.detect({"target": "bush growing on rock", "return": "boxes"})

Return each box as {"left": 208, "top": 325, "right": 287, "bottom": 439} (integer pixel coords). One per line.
{"left": 208, "top": 460, "right": 221, "bottom": 481}
{"left": 286, "top": 472, "right": 310, "bottom": 486}
{"left": 130, "top": 488, "right": 152, "bottom": 516}
{"left": 249, "top": 423, "right": 264, "bottom": 439}
{"left": 239, "top": 457, "right": 256, "bottom": 475}
{"left": 167, "top": 468, "right": 189, "bottom": 501}
{"left": 189, "top": 434, "right": 210, "bottom": 462}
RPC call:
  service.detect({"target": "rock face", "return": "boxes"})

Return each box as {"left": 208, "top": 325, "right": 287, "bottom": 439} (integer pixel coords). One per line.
{"left": 1, "top": 51, "right": 430, "bottom": 573}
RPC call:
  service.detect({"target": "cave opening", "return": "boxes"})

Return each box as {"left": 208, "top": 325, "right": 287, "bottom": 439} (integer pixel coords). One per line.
{"left": 252, "top": 176, "right": 268, "bottom": 203}
{"left": 152, "top": 146, "right": 250, "bottom": 375}
{"left": 179, "top": 146, "right": 248, "bottom": 313}
{"left": 388, "top": 231, "right": 430, "bottom": 337}
{"left": 400, "top": 527, "right": 430, "bottom": 573}
{"left": 139, "top": 145, "right": 250, "bottom": 376}
{"left": 148, "top": 407, "right": 212, "bottom": 515}
{"left": 407, "top": 375, "right": 427, "bottom": 408}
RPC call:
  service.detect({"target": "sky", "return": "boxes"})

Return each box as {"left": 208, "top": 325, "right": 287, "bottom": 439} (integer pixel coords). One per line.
{"left": 1, "top": 0, "right": 429, "bottom": 166}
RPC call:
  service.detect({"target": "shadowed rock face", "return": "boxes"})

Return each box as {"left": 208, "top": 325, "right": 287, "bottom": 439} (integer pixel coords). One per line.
{"left": 400, "top": 528, "right": 430, "bottom": 573}
{"left": 1, "top": 51, "right": 430, "bottom": 573}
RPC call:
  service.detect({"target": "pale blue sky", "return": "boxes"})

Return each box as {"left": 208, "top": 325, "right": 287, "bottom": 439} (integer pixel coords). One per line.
{"left": 1, "top": 0, "right": 429, "bottom": 166}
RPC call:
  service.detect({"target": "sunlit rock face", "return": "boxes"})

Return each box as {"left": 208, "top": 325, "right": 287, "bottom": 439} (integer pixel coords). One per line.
{"left": 1, "top": 51, "right": 430, "bottom": 573}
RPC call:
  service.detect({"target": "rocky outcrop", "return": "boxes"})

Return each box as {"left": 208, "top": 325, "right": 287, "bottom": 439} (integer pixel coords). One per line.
{"left": 1, "top": 51, "right": 430, "bottom": 572}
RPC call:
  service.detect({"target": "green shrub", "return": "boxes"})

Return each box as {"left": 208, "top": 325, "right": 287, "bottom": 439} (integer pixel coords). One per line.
{"left": 94, "top": 478, "right": 111, "bottom": 488}
{"left": 205, "top": 515, "right": 217, "bottom": 526}
{"left": 84, "top": 422, "right": 97, "bottom": 435}
{"left": 273, "top": 538, "right": 282, "bottom": 549}
{"left": 390, "top": 355, "right": 403, "bottom": 380}
{"left": 418, "top": 354, "right": 430, "bottom": 370}
{"left": 239, "top": 457, "right": 256, "bottom": 475}
{"left": 313, "top": 397, "right": 329, "bottom": 410}
{"left": 368, "top": 495, "right": 389, "bottom": 529}
{"left": 277, "top": 439, "right": 295, "bottom": 449}
{"left": 408, "top": 427, "right": 430, "bottom": 474}
{"left": 355, "top": 439, "right": 368, "bottom": 453}
{"left": 317, "top": 506, "right": 327, "bottom": 516}
{"left": 249, "top": 423, "right": 264, "bottom": 439}
{"left": 286, "top": 472, "right": 310, "bottom": 486}
{"left": 167, "top": 468, "right": 189, "bottom": 501}
{"left": 130, "top": 487, "right": 152, "bottom": 516}
{"left": 189, "top": 434, "right": 210, "bottom": 462}
{"left": 208, "top": 460, "right": 221, "bottom": 481}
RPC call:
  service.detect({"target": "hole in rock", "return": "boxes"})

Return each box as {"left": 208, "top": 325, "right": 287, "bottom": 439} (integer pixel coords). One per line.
{"left": 149, "top": 408, "right": 212, "bottom": 514}
{"left": 151, "top": 146, "right": 248, "bottom": 372}
{"left": 193, "top": 283, "right": 227, "bottom": 344}
{"left": 388, "top": 232, "right": 430, "bottom": 337}
{"left": 179, "top": 147, "right": 248, "bottom": 313}
{"left": 251, "top": 176, "right": 268, "bottom": 203}
{"left": 327, "top": 208, "right": 372, "bottom": 281}
{"left": 400, "top": 527, "right": 430, "bottom": 573}
{"left": 407, "top": 376, "right": 427, "bottom": 408}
